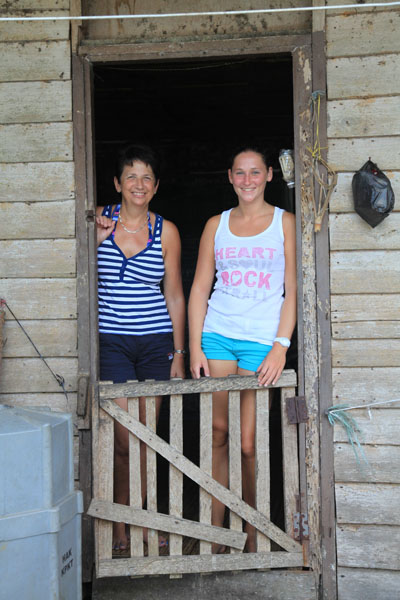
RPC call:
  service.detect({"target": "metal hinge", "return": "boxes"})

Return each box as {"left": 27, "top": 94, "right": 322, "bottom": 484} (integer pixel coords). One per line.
{"left": 293, "top": 511, "right": 309, "bottom": 541}
{"left": 286, "top": 395, "right": 308, "bottom": 424}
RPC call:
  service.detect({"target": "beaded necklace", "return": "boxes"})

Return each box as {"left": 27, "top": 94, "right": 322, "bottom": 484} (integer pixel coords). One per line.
{"left": 111, "top": 204, "right": 153, "bottom": 247}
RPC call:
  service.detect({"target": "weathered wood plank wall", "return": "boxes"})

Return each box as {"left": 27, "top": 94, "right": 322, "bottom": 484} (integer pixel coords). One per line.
{"left": 0, "top": 2, "right": 78, "bottom": 472}
{"left": 326, "top": 1, "right": 400, "bottom": 597}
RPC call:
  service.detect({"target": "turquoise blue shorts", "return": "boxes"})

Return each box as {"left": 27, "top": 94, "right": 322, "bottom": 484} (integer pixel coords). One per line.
{"left": 201, "top": 332, "right": 272, "bottom": 372}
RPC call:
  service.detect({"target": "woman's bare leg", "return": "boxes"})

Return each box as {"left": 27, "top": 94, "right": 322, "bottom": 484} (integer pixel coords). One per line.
{"left": 238, "top": 367, "right": 257, "bottom": 552}
{"left": 208, "top": 359, "right": 238, "bottom": 552}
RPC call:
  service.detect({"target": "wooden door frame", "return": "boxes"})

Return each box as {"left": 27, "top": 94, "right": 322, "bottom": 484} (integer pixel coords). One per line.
{"left": 73, "top": 32, "right": 336, "bottom": 597}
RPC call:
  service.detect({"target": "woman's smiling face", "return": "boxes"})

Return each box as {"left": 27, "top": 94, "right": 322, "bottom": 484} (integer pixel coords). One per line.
{"left": 114, "top": 160, "right": 159, "bottom": 206}
{"left": 228, "top": 151, "right": 273, "bottom": 204}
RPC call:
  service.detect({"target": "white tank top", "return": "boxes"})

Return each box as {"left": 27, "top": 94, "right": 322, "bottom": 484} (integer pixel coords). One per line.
{"left": 203, "top": 207, "right": 285, "bottom": 346}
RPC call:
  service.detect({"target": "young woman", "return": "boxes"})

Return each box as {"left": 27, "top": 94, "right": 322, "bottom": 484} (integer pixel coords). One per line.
{"left": 188, "top": 146, "right": 296, "bottom": 552}
{"left": 96, "top": 144, "right": 186, "bottom": 552}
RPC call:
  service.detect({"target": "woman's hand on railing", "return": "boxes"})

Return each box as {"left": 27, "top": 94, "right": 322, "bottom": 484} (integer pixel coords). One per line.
{"left": 170, "top": 353, "right": 186, "bottom": 379}
{"left": 190, "top": 349, "right": 210, "bottom": 379}
{"left": 256, "top": 344, "right": 287, "bottom": 387}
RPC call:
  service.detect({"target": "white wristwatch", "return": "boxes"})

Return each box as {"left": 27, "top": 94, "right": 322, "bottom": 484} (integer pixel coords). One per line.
{"left": 274, "top": 337, "right": 291, "bottom": 348}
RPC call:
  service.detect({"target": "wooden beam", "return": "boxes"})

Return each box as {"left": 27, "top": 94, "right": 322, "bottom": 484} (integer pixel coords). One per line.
{"left": 97, "top": 551, "right": 304, "bottom": 578}
{"left": 87, "top": 499, "right": 247, "bottom": 550}
{"left": 78, "top": 35, "right": 311, "bottom": 63}
{"left": 98, "top": 370, "right": 297, "bottom": 399}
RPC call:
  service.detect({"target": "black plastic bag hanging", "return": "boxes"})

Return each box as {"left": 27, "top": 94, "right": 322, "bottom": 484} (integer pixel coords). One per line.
{"left": 352, "top": 159, "right": 395, "bottom": 227}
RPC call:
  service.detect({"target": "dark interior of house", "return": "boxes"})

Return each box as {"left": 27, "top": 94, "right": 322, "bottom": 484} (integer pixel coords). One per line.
{"left": 93, "top": 54, "right": 296, "bottom": 537}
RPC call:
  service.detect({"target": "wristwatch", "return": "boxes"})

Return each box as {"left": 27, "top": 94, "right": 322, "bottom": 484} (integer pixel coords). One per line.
{"left": 274, "top": 337, "right": 291, "bottom": 348}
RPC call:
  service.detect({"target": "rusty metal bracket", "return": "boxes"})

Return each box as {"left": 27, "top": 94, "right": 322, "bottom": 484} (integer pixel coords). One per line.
{"left": 286, "top": 395, "right": 308, "bottom": 424}
{"left": 293, "top": 511, "right": 310, "bottom": 541}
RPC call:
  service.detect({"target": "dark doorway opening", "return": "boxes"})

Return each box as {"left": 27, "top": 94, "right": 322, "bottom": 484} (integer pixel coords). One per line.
{"left": 93, "top": 54, "right": 295, "bottom": 537}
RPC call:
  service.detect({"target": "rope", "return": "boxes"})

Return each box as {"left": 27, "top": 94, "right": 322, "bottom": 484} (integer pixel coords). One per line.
{"left": 0, "top": 2, "right": 400, "bottom": 22}
{"left": 326, "top": 398, "right": 400, "bottom": 469}
{"left": 1, "top": 299, "right": 69, "bottom": 402}
{"left": 307, "top": 91, "right": 338, "bottom": 232}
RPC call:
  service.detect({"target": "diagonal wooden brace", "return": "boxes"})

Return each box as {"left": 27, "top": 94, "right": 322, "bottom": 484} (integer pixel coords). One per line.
{"left": 100, "top": 398, "right": 302, "bottom": 553}
{"left": 88, "top": 499, "right": 247, "bottom": 550}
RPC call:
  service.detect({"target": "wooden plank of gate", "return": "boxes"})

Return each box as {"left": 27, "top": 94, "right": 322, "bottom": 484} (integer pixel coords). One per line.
{"left": 128, "top": 395, "right": 144, "bottom": 557}
{"left": 88, "top": 499, "right": 246, "bottom": 549}
{"left": 100, "top": 398, "right": 302, "bottom": 553}
{"left": 97, "top": 551, "right": 303, "bottom": 578}
{"left": 93, "top": 392, "right": 114, "bottom": 566}
{"left": 281, "top": 387, "right": 300, "bottom": 538}
{"left": 256, "top": 388, "right": 270, "bottom": 554}
{"left": 99, "top": 371, "right": 297, "bottom": 398}
{"left": 169, "top": 392, "right": 183, "bottom": 567}
{"left": 146, "top": 395, "right": 158, "bottom": 556}
{"left": 229, "top": 390, "right": 243, "bottom": 554}
{"left": 199, "top": 391, "right": 213, "bottom": 555}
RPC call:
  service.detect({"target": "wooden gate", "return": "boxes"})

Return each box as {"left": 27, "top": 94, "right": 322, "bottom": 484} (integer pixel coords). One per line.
{"left": 88, "top": 370, "right": 307, "bottom": 578}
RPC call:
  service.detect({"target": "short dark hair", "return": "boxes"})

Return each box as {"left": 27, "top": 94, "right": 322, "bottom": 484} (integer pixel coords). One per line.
{"left": 114, "top": 144, "right": 161, "bottom": 183}
{"left": 229, "top": 145, "right": 271, "bottom": 169}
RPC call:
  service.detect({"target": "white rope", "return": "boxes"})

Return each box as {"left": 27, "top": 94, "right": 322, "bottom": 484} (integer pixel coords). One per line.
{"left": 328, "top": 397, "right": 400, "bottom": 414}
{"left": 1, "top": 2, "right": 400, "bottom": 22}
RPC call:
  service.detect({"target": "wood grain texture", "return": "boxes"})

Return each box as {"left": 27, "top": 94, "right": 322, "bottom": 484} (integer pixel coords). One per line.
{"left": 255, "top": 388, "right": 270, "bottom": 552}
{"left": 281, "top": 388, "right": 300, "bottom": 539}
{"left": 169, "top": 393, "right": 183, "bottom": 557}
{"left": 0, "top": 41, "right": 70, "bottom": 82}
{"left": 96, "top": 551, "right": 304, "bottom": 578}
{"left": 228, "top": 390, "right": 243, "bottom": 552}
{"left": 0, "top": 278, "right": 77, "bottom": 319}
{"left": 82, "top": 0, "right": 310, "bottom": 42}
{"left": 327, "top": 97, "right": 400, "bottom": 138}
{"left": 329, "top": 213, "right": 400, "bottom": 251}
{"left": 328, "top": 137, "right": 400, "bottom": 172}
{"left": 334, "top": 443, "right": 400, "bottom": 483}
{"left": 98, "top": 371, "right": 297, "bottom": 399}
{"left": 326, "top": 11, "right": 400, "bottom": 57}
{"left": 128, "top": 397, "right": 143, "bottom": 558}
{"left": 0, "top": 239, "right": 76, "bottom": 278}
{"left": 0, "top": 201, "right": 75, "bottom": 239}
{"left": 0, "top": 162, "right": 75, "bottom": 202}
{"left": 332, "top": 321, "right": 400, "bottom": 340}
{"left": 330, "top": 251, "right": 400, "bottom": 293}
{"left": 0, "top": 357, "right": 78, "bottom": 393}
{"left": 0, "top": 81, "right": 72, "bottom": 124}
{"left": 0, "top": 10, "right": 69, "bottom": 42}
{"left": 337, "top": 567, "right": 400, "bottom": 600}
{"left": 0, "top": 392, "right": 77, "bottom": 421}
{"left": 332, "top": 339, "right": 400, "bottom": 367}
{"left": 88, "top": 499, "right": 246, "bottom": 550}
{"left": 329, "top": 171, "right": 400, "bottom": 213}
{"left": 0, "top": 123, "right": 73, "bottom": 162}
{"left": 1, "top": 319, "right": 77, "bottom": 358}
{"left": 0, "top": 0, "right": 69, "bottom": 7}
{"left": 337, "top": 524, "right": 400, "bottom": 569}
{"left": 199, "top": 391, "right": 212, "bottom": 555}
{"left": 331, "top": 294, "right": 400, "bottom": 322}
{"left": 333, "top": 409, "right": 400, "bottom": 445}
{"left": 335, "top": 483, "right": 400, "bottom": 524}
{"left": 327, "top": 54, "right": 400, "bottom": 99}
{"left": 332, "top": 367, "right": 400, "bottom": 405}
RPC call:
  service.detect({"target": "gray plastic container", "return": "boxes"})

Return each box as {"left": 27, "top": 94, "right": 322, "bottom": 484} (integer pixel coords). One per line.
{"left": 0, "top": 406, "right": 83, "bottom": 600}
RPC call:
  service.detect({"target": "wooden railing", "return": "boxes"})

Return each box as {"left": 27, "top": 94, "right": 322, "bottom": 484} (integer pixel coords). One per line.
{"left": 89, "top": 370, "right": 305, "bottom": 578}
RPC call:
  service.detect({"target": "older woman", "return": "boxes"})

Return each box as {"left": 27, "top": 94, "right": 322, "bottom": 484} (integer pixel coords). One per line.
{"left": 96, "top": 144, "right": 186, "bottom": 552}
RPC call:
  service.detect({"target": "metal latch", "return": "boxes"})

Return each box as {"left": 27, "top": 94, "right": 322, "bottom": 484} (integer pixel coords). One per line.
{"left": 286, "top": 395, "right": 308, "bottom": 424}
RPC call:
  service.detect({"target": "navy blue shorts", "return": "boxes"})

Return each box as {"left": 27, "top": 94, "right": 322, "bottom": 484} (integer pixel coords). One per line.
{"left": 99, "top": 333, "right": 173, "bottom": 383}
